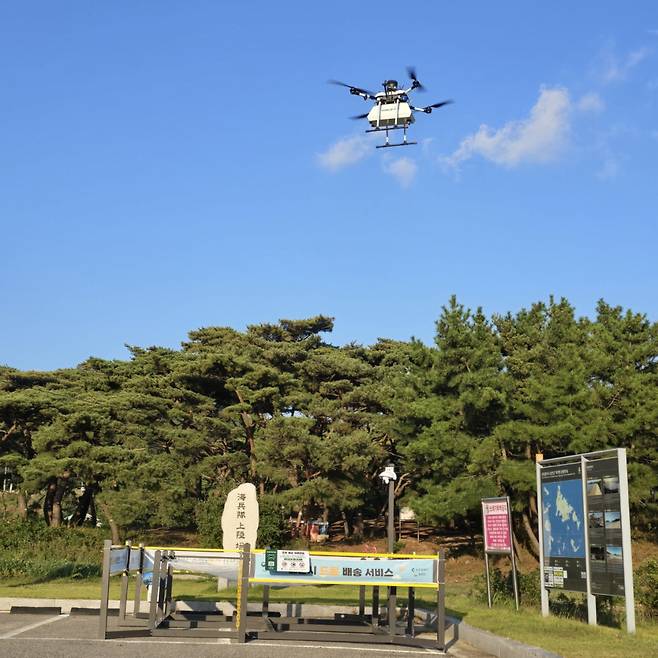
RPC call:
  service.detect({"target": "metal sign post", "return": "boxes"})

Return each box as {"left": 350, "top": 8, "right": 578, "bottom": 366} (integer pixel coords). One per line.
{"left": 481, "top": 496, "right": 518, "bottom": 610}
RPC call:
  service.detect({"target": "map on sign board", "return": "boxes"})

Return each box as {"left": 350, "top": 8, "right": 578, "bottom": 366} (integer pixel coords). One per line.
{"left": 276, "top": 550, "right": 310, "bottom": 573}
{"left": 542, "top": 479, "right": 585, "bottom": 559}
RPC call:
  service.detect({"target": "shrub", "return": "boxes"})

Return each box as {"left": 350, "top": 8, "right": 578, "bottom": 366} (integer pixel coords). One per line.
{"left": 471, "top": 566, "right": 540, "bottom": 606}
{"left": 0, "top": 518, "right": 104, "bottom": 582}
{"left": 257, "top": 498, "right": 287, "bottom": 548}
{"left": 195, "top": 492, "right": 288, "bottom": 549}
{"left": 635, "top": 558, "right": 658, "bottom": 618}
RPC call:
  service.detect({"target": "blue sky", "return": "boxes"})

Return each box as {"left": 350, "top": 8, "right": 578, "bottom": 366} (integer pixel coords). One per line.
{"left": 1, "top": 2, "right": 657, "bottom": 370}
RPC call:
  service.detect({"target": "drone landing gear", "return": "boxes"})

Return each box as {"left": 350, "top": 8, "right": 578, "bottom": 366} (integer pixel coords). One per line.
{"left": 367, "top": 125, "right": 417, "bottom": 148}
{"left": 376, "top": 140, "right": 417, "bottom": 148}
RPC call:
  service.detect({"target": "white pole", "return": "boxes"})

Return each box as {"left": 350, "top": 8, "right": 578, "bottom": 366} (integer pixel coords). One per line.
{"left": 618, "top": 448, "right": 636, "bottom": 633}
{"left": 581, "top": 455, "right": 597, "bottom": 625}
{"left": 536, "top": 460, "right": 549, "bottom": 617}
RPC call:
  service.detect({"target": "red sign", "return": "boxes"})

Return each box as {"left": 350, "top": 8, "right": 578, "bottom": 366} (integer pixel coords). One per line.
{"left": 482, "top": 498, "right": 512, "bottom": 553}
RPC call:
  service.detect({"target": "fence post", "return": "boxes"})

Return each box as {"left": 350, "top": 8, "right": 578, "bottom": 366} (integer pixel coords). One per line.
{"left": 235, "top": 543, "right": 251, "bottom": 643}
{"left": 98, "top": 539, "right": 112, "bottom": 639}
{"left": 119, "top": 540, "right": 131, "bottom": 623}
{"left": 437, "top": 550, "right": 446, "bottom": 650}
{"left": 164, "top": 559, "right": 174, "bottom": 618}
{"left": 149, "top": 550, "right": 162, "bottom": 630}
{"left": 406, "top": 587, "right": 415, "bottom": 637}
{"left": 133, "top": 544, "right": 144, "bottom": 617}
{"left": 261, "top": 585, "right": 270, "bottom": 618}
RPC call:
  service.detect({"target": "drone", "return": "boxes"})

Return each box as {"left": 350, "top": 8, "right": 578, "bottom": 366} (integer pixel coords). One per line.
{"left": 329, "top": 67, "right": 453, "bottom": 148}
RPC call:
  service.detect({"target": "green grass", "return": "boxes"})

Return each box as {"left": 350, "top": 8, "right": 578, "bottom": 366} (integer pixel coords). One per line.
{"left": 1, "top": 577, "right": 656, "bottom": 658}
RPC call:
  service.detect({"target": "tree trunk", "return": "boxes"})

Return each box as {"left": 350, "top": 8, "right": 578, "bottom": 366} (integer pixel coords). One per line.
{"left": 17, "top": 490, "right": 28, "bottom": 519}
{"left": 71, "top": 484, "right": 95, "bottom": 526}
{"left": 51, "top": 472, "right": 70, "bottom": 528}
{"left": 521, "top": 511, "right": 540, "bottom": 559}
{"left": 235, "top": 390, "right": 258, "bottom": 479}
{"left": 98, "top": 500, "right": 121, "bottom": 544}
{"left": 89, "top": 494, "right": 97, "bottom": 527}
{"left": 341, "top": 510, "right": 351, "bottom": 539}
{"left": 354, "top": 513, "right": 364, "bottom": 540}
{"left": 43, "top": 481, "right": 57, "bottom": 525}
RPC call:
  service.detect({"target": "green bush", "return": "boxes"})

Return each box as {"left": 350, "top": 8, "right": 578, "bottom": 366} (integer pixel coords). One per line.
{"left": 257, "top": 498, "right": 287, "bottom": 548}
{"left": 195, "top": 492, "right": 288, "bottom": 549}
{"left": 471, "top": 566, "right": 540, "bottom": 606}
{"left": 0, "top": 518, "right": 104, "bottom": 582}
{"left": 195, "top": 495, "right": 225, "bottom": 547}
{"left": 635, "top": 558, "right": 658, "bottom": 618}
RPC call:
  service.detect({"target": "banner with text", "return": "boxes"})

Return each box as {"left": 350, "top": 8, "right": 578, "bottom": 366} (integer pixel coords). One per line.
{"left": 252, "top": 553, "right": 437, "bottom": 588}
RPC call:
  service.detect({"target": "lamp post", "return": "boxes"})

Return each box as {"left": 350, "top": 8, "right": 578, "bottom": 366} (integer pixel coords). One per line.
{"left": 378, "top": 464, "right": 397, "bottom": 552}
{"left": 379, "top": 464, "right": 397, "bottom": 635}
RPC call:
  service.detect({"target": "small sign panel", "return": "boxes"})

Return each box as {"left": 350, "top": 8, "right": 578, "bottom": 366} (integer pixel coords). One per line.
{"left": 482, "top": 497, "right": 512, "bottom": 554}
{"left": 265, "top": 549, "right": 277, "bottom": 571}
{"left": 276, "top": 550, "right": 310, "bottom": 573}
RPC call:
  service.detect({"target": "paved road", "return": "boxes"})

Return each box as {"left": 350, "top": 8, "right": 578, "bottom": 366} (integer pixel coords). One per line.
{"left": 0, "top": 612, "right": 493, "bottom": 658}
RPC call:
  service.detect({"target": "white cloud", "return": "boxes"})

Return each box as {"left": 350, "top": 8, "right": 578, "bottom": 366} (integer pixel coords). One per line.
{"left": 600, "top": 46, "right": 651, "bottom": 83}
{"left": 383, "top": 157, "right": 417, "bottom": 188}
{"left": 316, "top": 134, "right": 372, "bottom": 171}
{"left": 576, "top": 92, "right": 605, "bottom": 113}
{"left": 443, "top": 86, "right": 572, "bottom": 169}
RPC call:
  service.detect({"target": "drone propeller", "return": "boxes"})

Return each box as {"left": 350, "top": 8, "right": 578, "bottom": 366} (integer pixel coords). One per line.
{"left": 328, "top": 79, "right": 376, "bottom": 99}
{"left": 419, "top": 100, "right": 454, "bottom": 113}
{"left": 350, "top": 112, "right": 370, "bottom": 120}
{"left": 406, "top": 66, "right": 425, "bottom": 91}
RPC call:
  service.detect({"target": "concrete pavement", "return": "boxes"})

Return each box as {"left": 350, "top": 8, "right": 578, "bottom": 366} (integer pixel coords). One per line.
{"left": 0, "top": 611, "right": 493, "bottom": 657}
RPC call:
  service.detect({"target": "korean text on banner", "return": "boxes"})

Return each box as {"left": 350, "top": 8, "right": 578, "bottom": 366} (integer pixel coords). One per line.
{"left": 482, "top": 499, "right": 512, "bottom": 553}
{"left": 252, "top": 554, "right": 437, "bottom": 588}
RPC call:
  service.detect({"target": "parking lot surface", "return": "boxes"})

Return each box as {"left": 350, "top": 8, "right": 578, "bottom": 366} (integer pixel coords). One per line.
{"left": 0, "top": 612, "right": 493, "bottom": 657}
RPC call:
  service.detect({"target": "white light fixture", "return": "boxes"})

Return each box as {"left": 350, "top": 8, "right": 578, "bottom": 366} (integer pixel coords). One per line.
{"left": 378, "top": 464, "right": 397, "bottom": 485}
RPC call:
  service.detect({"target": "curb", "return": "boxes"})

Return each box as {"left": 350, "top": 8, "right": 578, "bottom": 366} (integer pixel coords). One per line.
{"left": 0, "top": 598, "right": 134, "bottom": 614}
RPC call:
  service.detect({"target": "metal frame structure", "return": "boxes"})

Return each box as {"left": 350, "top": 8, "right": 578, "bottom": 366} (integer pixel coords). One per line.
{"left": 536, "top": 448, "right": 635, "bottom": 633}
{"left": 98, "top": 543, "right": 448, "bottom": 650}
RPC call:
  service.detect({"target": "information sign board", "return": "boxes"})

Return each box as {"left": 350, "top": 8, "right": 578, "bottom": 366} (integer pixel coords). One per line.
{"left": 539, "top": 462, "right": 588, "bottom": 593}
{"left": 252, "top": 553, "right": 437, "bottom": 588}
{"left": 276, "top": 550, "right": 310, "bottom": 573}
{"left": 537, "top": 448, "right": 635, "bottom": 633}
{"left": 482, "top": 497, "right": 512, "bottom": 553}
{"left": 585, "top": 456, "right": 625, "bottom": 597}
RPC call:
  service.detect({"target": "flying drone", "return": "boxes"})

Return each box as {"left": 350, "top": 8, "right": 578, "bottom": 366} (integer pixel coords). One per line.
{"left": 329, "top": 67, "right": 453, "bottom": 148}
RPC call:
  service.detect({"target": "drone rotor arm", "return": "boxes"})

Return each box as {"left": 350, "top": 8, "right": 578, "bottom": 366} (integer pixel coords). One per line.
{"left": 413, "top": 100, "right": 454, "bottom": 114}
{"left": 328, "top": 79, "right": 377, "bottom": 100}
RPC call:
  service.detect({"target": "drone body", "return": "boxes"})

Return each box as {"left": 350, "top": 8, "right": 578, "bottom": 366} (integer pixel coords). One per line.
{"left": 330, "top": 68, "right": 452, "bottom": 148}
